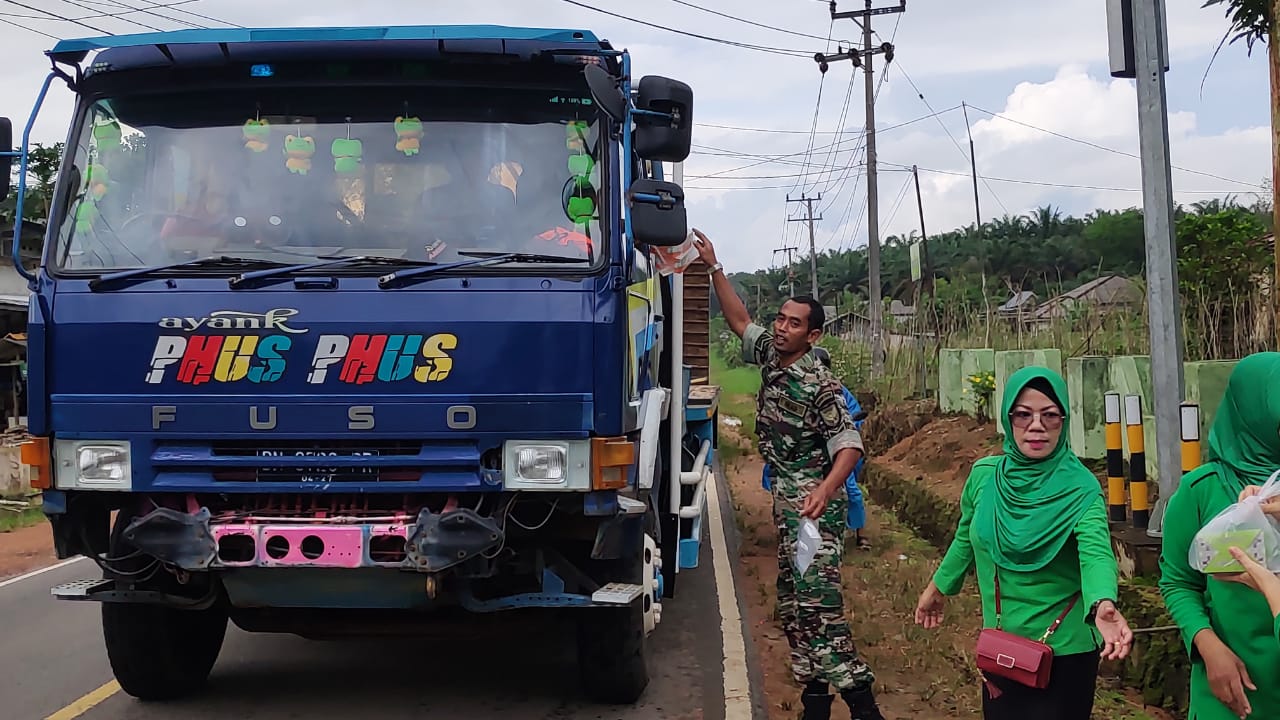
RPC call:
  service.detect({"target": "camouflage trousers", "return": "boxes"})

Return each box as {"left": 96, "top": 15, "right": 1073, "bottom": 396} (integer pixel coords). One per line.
{"left": 774, "top": 492, "right": 875, "bottom": 692}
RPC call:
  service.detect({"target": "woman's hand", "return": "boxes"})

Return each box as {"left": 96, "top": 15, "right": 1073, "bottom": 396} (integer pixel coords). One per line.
{"left": 1093, "top": 600, "right": 1134, "bottom": 661}
{"left": 914, "top": 581, "right": 945, "bottom": 629}
{"left": 1217, "top": 546, "right": 1280, "bottom": 618}
{"left": 1238, "top": 485, "right": 1280, "bottom": 519}
{"left": 1195, "top": 629, "right": 1256, "bottom": 719}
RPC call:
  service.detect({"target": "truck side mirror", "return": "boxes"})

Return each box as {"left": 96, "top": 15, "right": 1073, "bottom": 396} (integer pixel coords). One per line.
{"left": 628, "top": 178, "right": 686, "bottom": 247}
{"left": 0, "top": 118, "right": 13, "bottom": 201}
{"left": 633, "top": 76, "right": 692, "bottom": 163}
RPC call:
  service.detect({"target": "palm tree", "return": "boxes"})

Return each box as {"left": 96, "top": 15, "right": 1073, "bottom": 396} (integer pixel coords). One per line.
{"left": 1201, "top": 0, "right": 1276, "bottom": 345}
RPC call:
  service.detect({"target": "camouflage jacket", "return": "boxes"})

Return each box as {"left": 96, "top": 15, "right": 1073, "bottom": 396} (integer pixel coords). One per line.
{"left": 741, "top": 323, "right": 864, "bottom": 501}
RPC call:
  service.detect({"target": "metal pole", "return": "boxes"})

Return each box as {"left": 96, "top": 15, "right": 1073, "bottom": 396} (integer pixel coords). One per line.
{"left": 863, "top": 0, "right": 884, "bottom": 380}
{"left": 1130, "top": 0, "right": 1184, "bottom": 537}
{"left": 669, "top": 162, "right": 686, "bottom": 553}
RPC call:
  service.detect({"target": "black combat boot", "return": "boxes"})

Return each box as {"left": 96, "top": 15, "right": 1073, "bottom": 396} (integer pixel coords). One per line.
{"left": 841, "top": 685, "right": 886, "bottom": 720}
{"left": 800, "top": 680, "right": 834, "bottom": 720}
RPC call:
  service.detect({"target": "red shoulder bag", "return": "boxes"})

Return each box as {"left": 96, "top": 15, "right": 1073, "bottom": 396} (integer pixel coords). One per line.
{"left": 975, "top": 571, "right": 1078, "bottom": 697}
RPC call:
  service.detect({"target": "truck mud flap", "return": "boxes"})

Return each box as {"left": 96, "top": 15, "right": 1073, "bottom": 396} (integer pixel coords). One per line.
{"left": 406, "top": 507, "right": 504, "bottom": 572}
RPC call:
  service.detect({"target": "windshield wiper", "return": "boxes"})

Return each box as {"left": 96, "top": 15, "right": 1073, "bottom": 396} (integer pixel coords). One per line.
{"left": 378, "top": 251, "right": 588, "bottom": 289}
{"left": 89, "top": 256, "right": 290, "bottom": 292}
{"left": 228, "top": 255, "right": 437, "bottom": 289}
{"left": 454, "top": 250, "right": 591, "bottom": 263}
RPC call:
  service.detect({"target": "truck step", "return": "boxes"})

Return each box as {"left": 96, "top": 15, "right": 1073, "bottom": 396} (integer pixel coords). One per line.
{"left": 51, "top": 578, "right": 113, "bottom": 600}
{"left": 590, "top": 582, "right": 644, "bottom": 605}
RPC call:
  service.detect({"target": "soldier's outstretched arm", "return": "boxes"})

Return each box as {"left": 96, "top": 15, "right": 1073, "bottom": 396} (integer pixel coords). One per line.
{"left": 691, "top": 228, "right": 751, "bottom": 338}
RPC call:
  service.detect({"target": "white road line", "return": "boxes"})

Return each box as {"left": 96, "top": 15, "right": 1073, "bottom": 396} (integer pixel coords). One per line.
{"left": 0, "top": 556, "right": 86, "bottom": 591}
{"left": 705, "top": 468, "right": 753, "bottom": 719}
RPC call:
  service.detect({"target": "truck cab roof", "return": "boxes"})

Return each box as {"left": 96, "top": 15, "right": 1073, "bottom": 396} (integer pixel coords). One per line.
{"left": 48, "top": 25, "right": 616, "bottom": 69}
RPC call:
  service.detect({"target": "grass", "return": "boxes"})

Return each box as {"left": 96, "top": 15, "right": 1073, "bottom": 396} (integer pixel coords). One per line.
{"left": 710, "top": 348, "right": 760, "bottom": 439}
{"left": 0, "top": 507, "right": 44, "bottom": 533}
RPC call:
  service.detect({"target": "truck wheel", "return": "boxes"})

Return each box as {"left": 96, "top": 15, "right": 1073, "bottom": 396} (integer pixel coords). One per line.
{"left": 100, "top": 506, "right": 228, "bottom": 701}
{"left": 103, "top": 601, "right": 228, "bottom": 700}
{"left": 576, "top": 529, "right": 654, "bottom": 704}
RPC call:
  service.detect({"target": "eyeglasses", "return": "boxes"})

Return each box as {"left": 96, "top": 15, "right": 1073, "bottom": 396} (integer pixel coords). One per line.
{"left": 1009, "top": 409, "right": 1064, "bottom": 430}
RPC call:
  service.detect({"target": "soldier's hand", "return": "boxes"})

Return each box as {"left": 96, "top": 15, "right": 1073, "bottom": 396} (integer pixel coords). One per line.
{"left": 800, "top": 484, "right": 834, "bottom": 519}
{"left": 691, "top": 228, "right": 718, "bottom": 266}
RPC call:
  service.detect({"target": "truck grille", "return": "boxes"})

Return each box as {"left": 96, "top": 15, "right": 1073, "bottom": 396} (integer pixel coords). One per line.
{"left": 151, "top": 439, "right": 480, "bottom": 485}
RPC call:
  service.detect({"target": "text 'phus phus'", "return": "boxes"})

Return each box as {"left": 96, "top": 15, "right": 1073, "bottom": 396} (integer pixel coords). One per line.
{"left": 144, "top": 333, "right": 458, "bottom": 385}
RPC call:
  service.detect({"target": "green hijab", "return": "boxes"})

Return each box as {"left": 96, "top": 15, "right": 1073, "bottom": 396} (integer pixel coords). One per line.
{"left": 973, "top": 366, "right": 1103, "bottom": 573}
{"left": 1204, "top": 352, "right": 1280, "bottom": 495}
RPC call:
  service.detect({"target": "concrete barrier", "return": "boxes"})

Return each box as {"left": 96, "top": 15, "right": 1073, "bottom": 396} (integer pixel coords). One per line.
{"left": 0, "top": 446, "right": 29, "bottom": 498}
{"left": 938, "top": 348, "right": 994, "bottom": 417}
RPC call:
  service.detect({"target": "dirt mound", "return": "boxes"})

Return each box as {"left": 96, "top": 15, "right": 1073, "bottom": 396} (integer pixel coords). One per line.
{"left": 863, "top": 399, "right": 936, "bottom": 454}
{"left": 877, "top": 415, "right": 1001, "bottom": 503}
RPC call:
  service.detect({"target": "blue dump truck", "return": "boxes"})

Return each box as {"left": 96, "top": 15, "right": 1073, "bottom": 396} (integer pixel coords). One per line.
{"left": 6, "top": 25, "right": 720, "bottom": 704}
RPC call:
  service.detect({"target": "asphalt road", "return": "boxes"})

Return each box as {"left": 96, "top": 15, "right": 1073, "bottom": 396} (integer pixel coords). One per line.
{"left": 0, "top": 469, "right": 763, "bottom": 720}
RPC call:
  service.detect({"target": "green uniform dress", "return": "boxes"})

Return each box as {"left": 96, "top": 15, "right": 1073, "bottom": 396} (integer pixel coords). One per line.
{"left": 1159, "top": 352, "right": 1280, "bottom": 720}
{"left": 741, "top": 322, "right": 872, "bottom": 691}
{"left": 932, "top": 366, "right": 1118, "bottom": 718}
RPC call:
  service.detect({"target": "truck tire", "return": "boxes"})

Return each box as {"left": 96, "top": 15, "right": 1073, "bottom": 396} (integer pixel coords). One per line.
{"left": 103, "top": 601, "right": 228, "bottom": 700}
{"left": 100, "top": 505, "right": 228, "bottom": 701}
{"left": 576, "top": 526, "right": 654, "bottom": 704}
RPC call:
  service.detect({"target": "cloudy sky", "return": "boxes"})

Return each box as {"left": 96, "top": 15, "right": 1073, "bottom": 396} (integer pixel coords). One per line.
{"left": 0, "top": 0, "right": 1270, "bottom": 274}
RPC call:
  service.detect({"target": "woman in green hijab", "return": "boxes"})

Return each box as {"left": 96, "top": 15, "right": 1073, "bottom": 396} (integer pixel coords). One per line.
{"left": 914, "top": 366, "right": 1133, "bottom": 719}
{"left": 1160, "top": 351, "right": 1280, "bottom": 720}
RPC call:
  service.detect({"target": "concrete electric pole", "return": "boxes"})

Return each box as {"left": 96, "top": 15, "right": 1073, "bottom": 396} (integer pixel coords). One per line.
{"left": 1107, "top": 0, "right": 1183, "bottom": 536}
{"left": 787, "top": 193, "right": 823, "bottom": 299}
{"left": 816, "top": 0, "right": 904, "bottom": 380}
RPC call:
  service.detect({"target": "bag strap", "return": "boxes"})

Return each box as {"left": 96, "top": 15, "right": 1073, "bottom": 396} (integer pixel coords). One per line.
{"left": 993, "top": 570, "right": 1080, "bottom": 640}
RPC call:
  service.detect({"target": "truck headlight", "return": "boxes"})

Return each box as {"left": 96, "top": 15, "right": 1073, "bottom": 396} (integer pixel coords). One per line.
{"left": 53, "top": 440, "right": 132, "bottom": 490}
{"left": 516, "top": 446, "right": 566, "bottom": 481}
{"left": 503, "top": 440, "right": 590, "bottom": 490}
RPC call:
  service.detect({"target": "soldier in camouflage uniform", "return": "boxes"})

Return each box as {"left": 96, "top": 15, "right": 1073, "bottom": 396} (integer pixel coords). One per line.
{"left": 691, "top": 229, "right": 885, "bottom": 720}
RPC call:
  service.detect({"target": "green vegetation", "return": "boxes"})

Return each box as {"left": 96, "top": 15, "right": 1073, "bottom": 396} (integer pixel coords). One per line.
{"left": 724, "top": 200, "right": 1273, "bottom": 364}
{"left": 0, "top": 507, "right": 45, "bottom": 533}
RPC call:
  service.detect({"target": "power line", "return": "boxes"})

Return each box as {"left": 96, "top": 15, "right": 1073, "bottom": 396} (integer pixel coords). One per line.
{"left": 58, "top": 0, "right": 162, "bottom": 32}
{"left": 558, "top": 0, "right": 812, "bottom": 57}
{"left": 664, "top": 0, "right": 855, "bottom": 43}
{"left": 1, "top": 0, "right": 112, "bottom": 34}
{"left": 0, "top": 15, "right": 59, "bottom": 39}
{"left": 965, "top": 103, "right": 1263, "bottom": 189}
{"left": 690, "top": 105, "right": 960, "bottom": 180}
{"left": 890, "top": 61, "right": 1010, "bottom": 216}
{"left": 902, "top": 163, "right": 1249, "bottom": 194}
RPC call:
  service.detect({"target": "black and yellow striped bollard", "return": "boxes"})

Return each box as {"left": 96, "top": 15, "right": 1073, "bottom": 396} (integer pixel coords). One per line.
{"left": 1105, "top": 392, "right": 1126, "bottom": 522}
{"left": 1125, "top": 394, "right": 1150, "bottom": 530}
{"left": 1181, "top": 402, "right": 1202, "bottom": 475}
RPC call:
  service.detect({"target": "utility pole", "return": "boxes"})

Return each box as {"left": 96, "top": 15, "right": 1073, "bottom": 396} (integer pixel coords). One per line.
{"left": 961, "top": 101, "right": 992, "bottom": 347}
{"left": 816, "top": 0, "right": 904, "bottom": 380}
{"left": 1107, "top": 0, "right": 1183, "bottom": 536}
{"left": 786, "top": 193, "right": 823, "bottom": 299}
{"left": 773, "top": 246, "right": 799, "bottom": 297}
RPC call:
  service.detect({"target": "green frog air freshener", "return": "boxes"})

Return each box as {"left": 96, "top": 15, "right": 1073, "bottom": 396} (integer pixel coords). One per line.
{"left": 243, "top": 118, "right": 270, "bottom": 153}
{"left": 395, "top": 116, "right": 423, "bottom": 156}
{"left": 332, "top": 119, "right": 363, "bottom": 175}
{"left": 283, "top": 134, "right": 315, "bottom": 175}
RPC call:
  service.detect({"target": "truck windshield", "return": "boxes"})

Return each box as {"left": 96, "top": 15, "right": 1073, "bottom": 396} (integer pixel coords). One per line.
{"left": 52, "top": 85, "right": 604, "bottom": 272}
